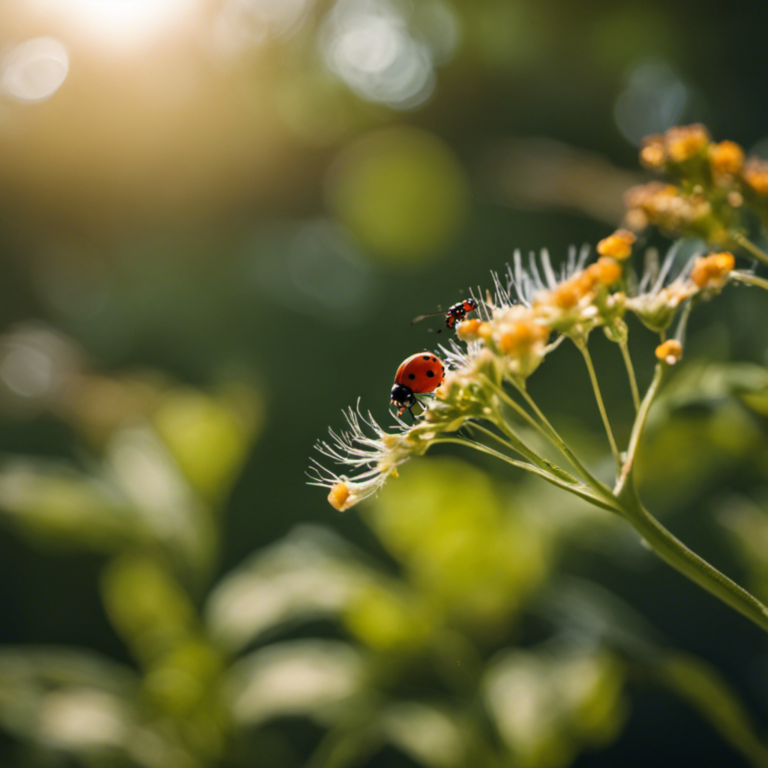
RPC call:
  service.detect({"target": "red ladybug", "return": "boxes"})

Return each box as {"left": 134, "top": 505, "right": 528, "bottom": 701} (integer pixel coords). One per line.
{"left": 390, "top": 352, "right": 445, "bottom": 417}
{"left": 411, "top": 298, "right": 477, "bottom": 333}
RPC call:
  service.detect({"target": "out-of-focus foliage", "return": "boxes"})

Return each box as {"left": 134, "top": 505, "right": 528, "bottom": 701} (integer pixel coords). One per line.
{"left": 2, "top": 0, "right": 768, "bottom": 766}
{"left": 1, "top": 334, "right": 768, "bottom": 767}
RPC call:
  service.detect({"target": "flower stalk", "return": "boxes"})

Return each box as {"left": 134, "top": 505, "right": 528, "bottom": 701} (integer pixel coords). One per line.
{"left": 575, "top": 340, "right": 622, "bottom": 471}
{"left": 619, "top": 338, "right": 641, "bottom": 412}
{"left": 615, "top": 476, "right": 768, "bottom": 633}
{"left": 733, "top": 233, "right": 768, "bottom": 268}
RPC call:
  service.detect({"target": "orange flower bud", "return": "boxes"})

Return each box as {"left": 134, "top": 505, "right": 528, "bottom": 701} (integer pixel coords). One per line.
{"left": 655, "top": 339, "right": 683, "bottom": 365}
{"left": 499, "top": 321, "right": 549, "bottom": 355}
{"left": 639, "top": 135, "right": 666, "bottom": 169}
{"left": 457, "top": 319, "right": 491, "bottom": 341}
{"left": 597, "top": 229, "right": 636, "bottom": 260}
{"left": 690, "top": 252, "right": 735, "bottom": 289}
{"left": 743, "top": 158, "right": 768, "bottom": 195}
{"left": 549, "top": 283, "right": 582, "bottom": 309}
{"left": 665, "top": 124, "right": 710, "bottom": 163}
{"left": 328, "top": 482, "right": 351, "bottom": 511}
{"left": 588, "top": 257, "right": 623, "bottom": 286}
{"left": 709, "top": 141, "right": 744, "bottom": 176}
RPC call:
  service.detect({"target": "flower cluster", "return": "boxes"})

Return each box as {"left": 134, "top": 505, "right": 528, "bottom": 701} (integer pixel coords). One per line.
{"left": 307, "top": 123, "right": 768, "bottom": 641}
{"left": 625, "top": 124, "right": 768, "bottom": 245}
{"left": 311, "top": 232, "right": 741, "bottom": 510}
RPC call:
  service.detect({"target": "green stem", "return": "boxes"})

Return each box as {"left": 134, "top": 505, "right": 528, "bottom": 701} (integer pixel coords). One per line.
{"left": 466, "top": 420, "right": 580, "bottom": 487}
{"left": 576, "top": 342, "right": 623, "bottom": 471}
{"left": 436, "top": 437, "right": 621, "bottom": 514}
{"left": 617, "top": 362, "right": 664, "bottom": 492}
{"left": 732, "top": 271, "right": 768, "bottom": 292}
{"left": 482, "top": 376, "right": 553, "bottom": 444}
{"left": 734, "top": 233, "right": 768, "bottom": 267}
{"left": 618, "top": 490, "right": 768, "bottom": 634}
{"left": 505, "top": 376, "right": 616, "bottom": 503}
{"left": 619, "top": 338, "right": 641, "bottom": 412}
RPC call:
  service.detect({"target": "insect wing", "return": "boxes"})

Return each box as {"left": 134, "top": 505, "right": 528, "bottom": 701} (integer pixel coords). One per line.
{"left": 410, "top": 309, "right": 445, "bottom": 325}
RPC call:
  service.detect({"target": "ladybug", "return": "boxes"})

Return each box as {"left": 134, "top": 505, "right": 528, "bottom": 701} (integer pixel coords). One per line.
{"left": 390, "top": 352, "right": 445, "bottom": 417}
{"left": 411, "top": 298, "right": 478, "bottom": 333}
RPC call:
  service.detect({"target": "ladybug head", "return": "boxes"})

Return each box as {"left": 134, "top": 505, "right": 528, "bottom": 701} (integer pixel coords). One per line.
{"left": 390, "top": 383, "right": 416, "bottom": 409}
{"left": 463, "top": 298, "right": 478, "bottom": 311}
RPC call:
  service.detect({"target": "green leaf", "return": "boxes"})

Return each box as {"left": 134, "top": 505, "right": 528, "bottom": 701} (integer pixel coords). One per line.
{"left": 482, "top": 644, "right": 627, "bottom": 768}
{"left": 152, "top": 385, "right": 261, "bottom": 504}
{"left": 0, "top": 648, "right": 200, "bottom": 768}
{"left": 0, "top": 458, "right": 150, "bottom": 551}
{"left": 205, "top": 525, "right": 380, "bottom": 651}
{"left": 101, "top": 554, "right": 199, "bottom": 666}
{"left": 222, "top": 640, "right": 363, "bottom": 727}
{"left": 656, "top": 653, "right": 768, "bottom": 768}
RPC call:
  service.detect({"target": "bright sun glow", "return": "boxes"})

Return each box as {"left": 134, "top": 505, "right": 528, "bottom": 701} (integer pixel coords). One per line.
{"left": 31, "top": 0, "right": 201, "bottom": 48}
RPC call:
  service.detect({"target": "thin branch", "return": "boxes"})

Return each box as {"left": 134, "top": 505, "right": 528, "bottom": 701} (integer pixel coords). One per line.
{"left": 481, "top": 375, "right": 553, "bottom": 443}
{"left": 617, "top": 362, "right": 664, "bottom": 490}
{"left": 619, "top": 338, "right": 641, "bottom": 412}
{"left": 577, "top": 341, "right": 622, "bottom": 471}
{"left": 732, "top": 271, "right": 768, "bottom": 292}
{"left": 733, "top": 232, "right": 768, "bottom": 267}
{"left": 464, "top": 420, "right": 573, "bottom": 483}
{"left": 436, "top": 437, "right": 621, "bottom": 514}
{"left": 505, "top": 375, "right": 616, "bottom": 503}
{"left": 618, "top": 493, "right": 768, "bottom": 634}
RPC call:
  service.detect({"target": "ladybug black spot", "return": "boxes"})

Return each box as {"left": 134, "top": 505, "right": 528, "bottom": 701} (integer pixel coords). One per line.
{"left": 432, "top": 357, "right": 437, "bottom": 362}
{"left": 422, "top": 355, "right": 430, "bottom": 360}
{"left": 426, "top": 370, "right": 435, "bottom": 378}
{"left": 408, "top": 373, "right": 416, "bottom": 380}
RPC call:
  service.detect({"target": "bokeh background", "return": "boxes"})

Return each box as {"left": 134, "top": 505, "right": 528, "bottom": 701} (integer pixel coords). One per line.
{"left": 1, "top": 1, "right": 768, "bottom": 766}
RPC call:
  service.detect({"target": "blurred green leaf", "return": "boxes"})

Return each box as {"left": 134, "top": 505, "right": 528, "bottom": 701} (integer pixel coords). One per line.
{"left": 482, "top": 645, "right": 627, "bottom": 768}
{"left": 152, "top": 385, "right": 261, "bottom": 505}
{"left": 648, "top": 361, "right": 768, "bottom": 426}
{"left": 0, "top": 459, "right": 150, "bottom": 551}
{"left": 0, "top": 649, "right": 199, "bottom": 768}
{"left": 655, "top": 653, "right": 768, "bottom": 768}
{"left": 101, "top": 554, "right": 199, "bottom": 666}
{"left": 637, "top": 399, "right": 762, "bottom": 507}
{"left": 719, "top": 493, "right": 768, "bottom": 603}
{"left": 370, "top": 458, "right": 551, "bottom": 630}
{"left": 327, "top": 127, "right": 469, "bottom": 262}
{"left": 105, "top": 425, "right": 217, "bottom": 574}
{"left": 205, "top": 525, "right": 379, "bottom": 651}
{"left": 379, "top": 702, "right": 469, "bottom": 768}
{"left": 222, "top": 641, "right": 364, "bottom": 728}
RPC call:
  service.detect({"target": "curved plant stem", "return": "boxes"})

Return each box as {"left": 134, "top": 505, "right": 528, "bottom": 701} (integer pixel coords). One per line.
{"left": 619, "top": 338, "right": 641, "bottom": 412}
{"left": 436, "top": 437, "right": 621, "bottom": 513}
{"left": 618, "top": 362, "right": 664, "bottom": 491}
{"left": 576, "top": 342, "right": 622, "bottom": 470}
{"left": 482, "top": 376, "right": 553, "bottom": 443}
{"left": 734, "top": 233, "right": 768, "bottom": 268}
{"left": 617, "top": 487, "right": 768, "bottom": 634}
{"left": 504, "top": 376, "right": 617, "bottom": 504}
{"left": 732, "top": 271, "right": 768, "bottom": 292}
{"left": 465, "top": 419, "right": 580, "bottom": 486}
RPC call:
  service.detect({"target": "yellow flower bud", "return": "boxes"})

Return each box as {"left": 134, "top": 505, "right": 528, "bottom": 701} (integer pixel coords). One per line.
{"left": 743, "top": 158, "right": 768, "bottom": 195}
{"left": 457, "top": 318, "right": 491, "bottom": 341}
{"left": 655, "top": 339, "right": 683, "bottom": 365}
{"left": 640, "top": 135, "right": 666, "bottom": 169}
{"left": 709, "top": 141, "right": 744, "bottom": 176}
{"left": 597, "top": 229, "right": 636, "bottom": 260}
{"left": 499, "top": 320, "right": 549, "bottom": 355}
{"left": 690, "top": 252, "right": 735, "bottom": 289}
{"left": 665, "top": 124, "right": 710, "bottom": 163}
{"left": 328, "top": 482, "right": 351, "bottom": 511}
{"left": 588, "top": 257, "right": 623, "bottom": 286}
